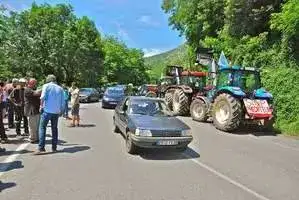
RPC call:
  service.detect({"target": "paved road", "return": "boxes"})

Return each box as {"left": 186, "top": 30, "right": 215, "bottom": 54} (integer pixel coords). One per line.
{"left": 1, "top": 103, "right": 299, "bottom": 200}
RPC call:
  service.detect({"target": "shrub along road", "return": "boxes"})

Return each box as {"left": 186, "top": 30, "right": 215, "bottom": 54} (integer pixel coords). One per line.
{"left": 0, "top": 102, "right": 299, "bottom": 200}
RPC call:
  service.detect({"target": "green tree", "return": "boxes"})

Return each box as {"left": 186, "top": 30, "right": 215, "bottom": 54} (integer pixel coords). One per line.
{"left": 1, "top": 3, "right": 104, "bottom": 86}
{"left": 102, "top": 36, "right": 149, "bottom": 85}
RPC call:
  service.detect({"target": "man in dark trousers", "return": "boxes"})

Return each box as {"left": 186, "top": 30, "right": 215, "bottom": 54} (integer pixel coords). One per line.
{"left": 8, "top": 78, "right": 29, "bottom": 136}
{"left": 24, "top": 78, "right": 41, "bottom": 143}
{"left": 6, "top": 78, "right": 18, "bottom": 128}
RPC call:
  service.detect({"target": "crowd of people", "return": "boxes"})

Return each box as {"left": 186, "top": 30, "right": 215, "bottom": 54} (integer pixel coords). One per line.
{"left": 0, "top": 75, "right": 81, "bottom": 154}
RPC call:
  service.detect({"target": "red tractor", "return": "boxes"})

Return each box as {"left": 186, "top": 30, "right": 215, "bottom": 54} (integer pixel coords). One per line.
{"left": 136, "top": 84, "right": 158, "bottom": 97}
{"left": 157, "top": 65, "right": 207, "bottom": 115}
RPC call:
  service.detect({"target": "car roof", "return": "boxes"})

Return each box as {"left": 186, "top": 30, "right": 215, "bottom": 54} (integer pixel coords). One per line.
{"left": 129, "top": 96, "right": 163, "bottom": 101}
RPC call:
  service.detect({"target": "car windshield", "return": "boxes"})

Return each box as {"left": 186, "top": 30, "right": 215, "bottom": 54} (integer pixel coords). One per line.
{"left": 80, "top": 88, "right": 92, "bottom": 94}
{"left": 106, "top": 88, "right": 124, "bottom": 96}
{"left": 129, "top": 99, "right": 171, "bottom": 116}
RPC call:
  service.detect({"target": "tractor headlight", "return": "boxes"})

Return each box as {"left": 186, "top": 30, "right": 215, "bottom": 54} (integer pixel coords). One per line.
{"left": 135, "top": 129, "right": 152, "bottom": 137}
{"left": 181, "top": 129, "right": 192, "bottom": 136}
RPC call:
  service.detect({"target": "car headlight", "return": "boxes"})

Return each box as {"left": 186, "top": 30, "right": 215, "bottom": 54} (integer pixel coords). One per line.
{"left": 103, "top": 96, "right": 109, "bottom": 101}
{"left": 181, "top": 129, "right": 192, "bottom": 136}
{"left": 135, "top": 128, "right": 152, "bottom": 137}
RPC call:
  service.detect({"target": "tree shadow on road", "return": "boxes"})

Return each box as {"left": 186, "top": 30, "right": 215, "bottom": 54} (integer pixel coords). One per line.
{"left": 0, "top": 160, "right": 24, "bottom": 172}
{"left": 230, "top": 125, "right": 281, "bottom": 137}
{"left": 0, "top": 181, "right": 17, "bottom": 192}
{"left": 138, "top": 147, "right": 200, "bottom": 161}
{"left": 0, "top": 149, "right": 33, "bottom": 157}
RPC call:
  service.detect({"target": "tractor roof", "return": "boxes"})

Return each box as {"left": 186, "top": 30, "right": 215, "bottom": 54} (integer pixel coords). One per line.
{"left": 181, "top": 71, "right": 207, "bottom": 77}
{"left": 219, "top": 66, "right": 259, "bottom": 72}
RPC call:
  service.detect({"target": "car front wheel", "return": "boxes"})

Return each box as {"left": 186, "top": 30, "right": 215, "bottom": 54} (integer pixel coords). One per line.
{"left": 126, "top": 131, "right": 137, "bottom": 154}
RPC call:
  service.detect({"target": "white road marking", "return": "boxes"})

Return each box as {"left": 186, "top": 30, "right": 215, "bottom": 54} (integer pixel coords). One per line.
{"left": 183, "top": 152, "right": 270, "bottom": 200}
{"left": 0, "top": 143, "right": 30, "bottom": 178}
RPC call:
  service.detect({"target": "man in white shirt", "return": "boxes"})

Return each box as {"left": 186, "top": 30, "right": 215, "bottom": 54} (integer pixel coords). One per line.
{"left": 69, "top": 82, "right": 80, "bottom": 127}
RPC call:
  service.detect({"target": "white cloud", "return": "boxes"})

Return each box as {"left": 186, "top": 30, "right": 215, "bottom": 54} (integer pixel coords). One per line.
{"left": 138, "top": 15, "right": 160, "bottom": 27}
{"left": 114, "top": 22, "right": 131, "bottom": 42}
{"left": 143, "top": 48, "right": 165, "bottom": 57}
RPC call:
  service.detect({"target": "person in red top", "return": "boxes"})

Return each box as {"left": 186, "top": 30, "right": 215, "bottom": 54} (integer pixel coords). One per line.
{"left": 0, "top": 81, "right": 8, "bottom": 144}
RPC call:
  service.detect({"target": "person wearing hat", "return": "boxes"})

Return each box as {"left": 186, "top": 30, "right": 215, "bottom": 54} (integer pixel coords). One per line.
{"left": 24, "top": 78, "right": 42, "bottom": 143}
{"left": 8, "top": 78, "right": 29, "bottom": 136}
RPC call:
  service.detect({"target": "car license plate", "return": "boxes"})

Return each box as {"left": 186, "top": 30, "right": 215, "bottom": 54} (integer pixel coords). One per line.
{"left": 157, "top": 140, "right": 178, "bottom": 146}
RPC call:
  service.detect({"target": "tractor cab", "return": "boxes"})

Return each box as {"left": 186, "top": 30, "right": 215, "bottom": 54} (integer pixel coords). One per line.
{"left": 217, "top": 67, "right": 261, "bottom": 94}
{"left": 180, "top": 71, "right": 207, "bottom": 92}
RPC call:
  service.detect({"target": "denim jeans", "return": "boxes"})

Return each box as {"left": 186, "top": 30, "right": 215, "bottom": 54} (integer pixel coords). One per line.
{"left": 38, "top": 112, "right": 59, "bottom": 151}
{"left": 64, "top": 100, "right": 69, "bottom": 117}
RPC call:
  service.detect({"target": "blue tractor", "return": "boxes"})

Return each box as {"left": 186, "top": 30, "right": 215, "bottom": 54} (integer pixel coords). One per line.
{"left": 190, "top": 49, "right": 274, "bottom": 132}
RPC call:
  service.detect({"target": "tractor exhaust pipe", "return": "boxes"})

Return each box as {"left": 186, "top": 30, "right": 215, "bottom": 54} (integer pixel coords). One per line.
{"left": 175, "top": 67, "right": 180, "bottom": 85}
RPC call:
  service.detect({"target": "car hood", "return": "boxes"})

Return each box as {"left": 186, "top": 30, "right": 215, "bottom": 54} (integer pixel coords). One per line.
{"left": 129, "top": 115, "right": 190, "bottom": 131}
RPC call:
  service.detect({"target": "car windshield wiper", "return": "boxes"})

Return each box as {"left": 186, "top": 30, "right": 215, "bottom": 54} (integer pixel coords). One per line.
{"left": 132, "top": 112, "right": 148, "bottom": 115}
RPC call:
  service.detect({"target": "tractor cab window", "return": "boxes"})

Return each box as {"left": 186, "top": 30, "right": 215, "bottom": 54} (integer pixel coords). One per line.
{"left": 235, "top": 71, "right": 261, "bottom": 91}
{"left": 217, "top": 69, "right": 261, "bottom": 91}
{"left": 181, "top": 76, "right": 205, "bottom": 90}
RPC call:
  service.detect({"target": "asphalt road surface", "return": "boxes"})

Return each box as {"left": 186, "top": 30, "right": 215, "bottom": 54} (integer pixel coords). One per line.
{"left": 1, "top": 102, "right": 299, "bottom": 200}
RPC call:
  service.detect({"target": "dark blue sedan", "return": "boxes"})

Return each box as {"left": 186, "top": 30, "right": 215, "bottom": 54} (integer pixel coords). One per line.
{"left": 113, "top": 96, "right": 193, "bottom": 154}
{"left": 102, "top": 87, "right": 125, "bottom": 108}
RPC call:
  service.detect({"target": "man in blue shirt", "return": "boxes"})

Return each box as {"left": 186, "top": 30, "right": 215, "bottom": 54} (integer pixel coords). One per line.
{"left": 36, "top": 75, "right": 65, "bottom": 154}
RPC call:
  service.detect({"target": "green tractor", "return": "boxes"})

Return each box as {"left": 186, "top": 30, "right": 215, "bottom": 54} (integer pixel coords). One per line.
{"left": 190, "top": 49, "right": 274, "bottom": 132}
{"left": 157, "top": 65, "right": 207, "bottom": 116}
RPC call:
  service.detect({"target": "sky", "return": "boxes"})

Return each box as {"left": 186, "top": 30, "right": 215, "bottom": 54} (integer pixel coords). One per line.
{"left": 1, "top": 0, "right": 184, "bottom": 57}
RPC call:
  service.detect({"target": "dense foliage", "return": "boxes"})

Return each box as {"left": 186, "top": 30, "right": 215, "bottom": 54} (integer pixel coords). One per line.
{"left": 152, "top": 0, "right": 299, "bottom": 134}
{"left": 0, "top": 3, "right": 148, "bottom": 87}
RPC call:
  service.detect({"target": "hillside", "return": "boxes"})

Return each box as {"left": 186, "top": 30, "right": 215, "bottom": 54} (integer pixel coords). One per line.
{"left": 145, "top": 44, "right": 190, "bottom": 81}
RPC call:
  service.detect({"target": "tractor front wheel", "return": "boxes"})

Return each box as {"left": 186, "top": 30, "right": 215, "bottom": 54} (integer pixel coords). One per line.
{"left": 172, "top": 89, "right": 189, "bottom": 115}
{"left": 212, "top": 93, "right": 242, "bottom": 132}
{"left": 190, "top": 99, "right": 208, "bottom": 122}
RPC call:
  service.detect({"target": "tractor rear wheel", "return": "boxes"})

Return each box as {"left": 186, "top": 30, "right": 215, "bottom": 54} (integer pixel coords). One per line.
{"left": 190, "top": 99, "right": 208, "bottom": 122}
{"left": 165, "top": 92, "right": 173, "bottom": 110}
{"left": 212, "top": 93, "right": 242, "bottom": 132}
{"left": 172, "top": 89, "right": 189, "bottom": 115}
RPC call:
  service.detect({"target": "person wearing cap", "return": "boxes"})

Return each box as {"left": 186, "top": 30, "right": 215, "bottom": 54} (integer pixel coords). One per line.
{"left": 37, "top": 74, "right": 65, "bottom": 154}
{"left": 8, "top": 78, "right": 29, "bottom": 136}
{"left": 6, "top": 78, "right": 18, "bottom": 128}
{"left": 24, "top": 78, "right": 42, "bottom": 143}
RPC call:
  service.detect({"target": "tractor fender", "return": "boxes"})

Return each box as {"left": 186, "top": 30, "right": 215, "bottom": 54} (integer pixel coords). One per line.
{"left": 177, "top": 85, "right": 193, "bottom": 94}
{"left": 216, "top": 87, "right": 246, "bottom": 98}
{"left": 193, "top": 95, "right": 211, "bottom": 109}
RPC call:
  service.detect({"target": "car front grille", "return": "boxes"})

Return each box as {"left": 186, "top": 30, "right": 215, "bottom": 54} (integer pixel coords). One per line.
{"left": 151, "top": 130, "right": 181, "bottom": 137}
